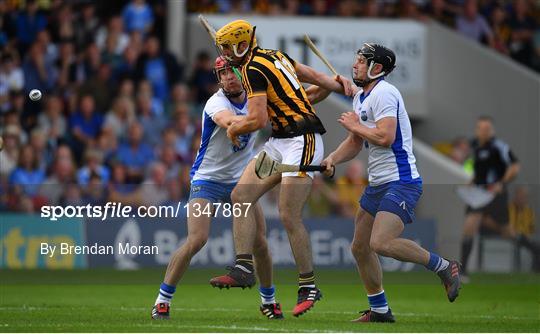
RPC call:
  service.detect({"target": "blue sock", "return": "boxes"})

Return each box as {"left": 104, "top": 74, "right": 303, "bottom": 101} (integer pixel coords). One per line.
{"left": 425, "top": 252, "right": 449, "bottom": 272}
{"left": 155, "top": 282, "right": 176, "bottom": 305}
{"left": 367, "top": 290, "right": 389, "bottom": 314}
{"left": 259, "top": 285, "right": 276, "bottom": 305}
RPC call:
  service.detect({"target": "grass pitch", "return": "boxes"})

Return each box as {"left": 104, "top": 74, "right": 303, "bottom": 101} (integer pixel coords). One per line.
{"left": 1, "top": 268, "right": 538, "bottom": 332}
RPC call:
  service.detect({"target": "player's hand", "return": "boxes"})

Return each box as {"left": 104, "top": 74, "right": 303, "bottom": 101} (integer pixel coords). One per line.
{"left": 338, "top": 112, "right": 359, "bottom": 132}
{"left": 335, "top": 75, "right": 354, "bottom": 97}
{"left": 226, "top": 124, "right": 240, "bottom": 147}
{"left": 488, "top": 182, "right": 504, "bottom": 194}
{"left": 321, "top": 156, "right": 336, "bottom": 178}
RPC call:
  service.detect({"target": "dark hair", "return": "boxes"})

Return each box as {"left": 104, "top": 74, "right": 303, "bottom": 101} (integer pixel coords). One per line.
{"left": 477, "top": 115, "right": 494, "bottom": 123}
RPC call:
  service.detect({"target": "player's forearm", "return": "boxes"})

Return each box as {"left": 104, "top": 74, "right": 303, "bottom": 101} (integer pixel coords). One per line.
{"left": 328, "top": 135, "right": 362, "bottom": 165}
{"left": 316, "top": 74, "right": 344, "bottom": 94}
{"left": 231, "top": 117, "right": 263, "bottom": 136}
{"left": 350, "top": 124, "right": 392, "bottom": 148}
{"left": 502, "top": 163, "right": 520, "bottom": 184}
{"left": 306, "top": 85, "right": 331, "bottom": 104}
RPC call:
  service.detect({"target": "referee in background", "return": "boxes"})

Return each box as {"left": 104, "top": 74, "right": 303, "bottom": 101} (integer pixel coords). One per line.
{"left": 460, "top": 116, "right": 520, "bottom": 281}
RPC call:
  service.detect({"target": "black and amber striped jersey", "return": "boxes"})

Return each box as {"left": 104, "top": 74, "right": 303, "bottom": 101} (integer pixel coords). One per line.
{"left": 241, "top": 47, "right": 326, "bottom": 138}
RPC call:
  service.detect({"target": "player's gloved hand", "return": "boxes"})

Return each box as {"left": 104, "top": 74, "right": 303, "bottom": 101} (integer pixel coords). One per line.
{"left": 338, "top": 112, "right": 360, "bottom": 132}
{"left": 335, "top": 75, "right": 354, "bottom": 97}
{"left": 321, "top": 156, "right": 336, "bottom": 178}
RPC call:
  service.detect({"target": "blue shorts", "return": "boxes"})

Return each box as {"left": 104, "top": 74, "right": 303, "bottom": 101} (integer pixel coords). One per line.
{"left": 359, "top": 180, "right": 423, "bottom": 224}
{"left": 189, "top": 180, "right": 237, "bottom": 203}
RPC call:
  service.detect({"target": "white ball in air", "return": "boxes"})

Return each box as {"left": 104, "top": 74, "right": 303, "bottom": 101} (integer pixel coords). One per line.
{"left": 29, "top": 89, "right": 42, "bottom": 101}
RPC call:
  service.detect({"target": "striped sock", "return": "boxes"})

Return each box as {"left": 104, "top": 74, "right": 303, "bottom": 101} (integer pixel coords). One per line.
{"left": 368, "top": 290, "right": 389, "bottom": 314}
{"left": 425, "top": 252, "right": 449, "bottom": 273}
{"left": 235, "top": 254, "right": 254, "bottom": 273}
{"left": 259, "top": 285, "right": 276, "bottom": 305}
{"left": 298, "top": 271, "right": 315, "bottom": 288}
{"left": 155, "top": 282, "right": 176, "bottom": 305}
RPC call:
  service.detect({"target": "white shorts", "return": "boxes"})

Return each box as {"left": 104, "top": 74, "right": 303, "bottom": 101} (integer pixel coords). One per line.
{"left": 258, "top": 133, "right": 324, "bottom": 178}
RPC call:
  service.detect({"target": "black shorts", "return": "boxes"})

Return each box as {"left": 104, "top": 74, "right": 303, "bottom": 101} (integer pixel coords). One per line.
{"left": 466, "top": 190, "right": 509, "bottom": 225}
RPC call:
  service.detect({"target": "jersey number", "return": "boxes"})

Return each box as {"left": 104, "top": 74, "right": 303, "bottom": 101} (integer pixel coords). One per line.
{"left": 274, "top": 59, "right": 300, "bottom": 90}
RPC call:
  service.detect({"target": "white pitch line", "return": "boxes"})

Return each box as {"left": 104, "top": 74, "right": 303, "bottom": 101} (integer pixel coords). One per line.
{"left": 119, "top": 307, "right": 538, "bottom": 321}
{"left": 1, "top": 306, "right": 537, "bottom": 322}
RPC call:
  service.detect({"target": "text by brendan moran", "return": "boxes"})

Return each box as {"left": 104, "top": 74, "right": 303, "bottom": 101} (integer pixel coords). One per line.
{"left": 40, "top": 242, "right": 158, "bottom": 257}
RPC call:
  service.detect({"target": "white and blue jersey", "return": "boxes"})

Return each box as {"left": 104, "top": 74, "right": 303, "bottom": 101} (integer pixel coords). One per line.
{"left": 353, "top": 79, "right": 422, "bottom": 224}
{"left": 353, "top": 79, "right": 421, "bottom": 186}
{"left": 189, "top": 89, "right": 256, "bottom": 202}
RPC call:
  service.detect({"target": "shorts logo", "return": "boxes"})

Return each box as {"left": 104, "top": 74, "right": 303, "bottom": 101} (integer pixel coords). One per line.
{"left": 191, "top": 186, "right": 201, "bottom": 193}
{"left": 400, "top": 201, "right": 407, "bottom": 210}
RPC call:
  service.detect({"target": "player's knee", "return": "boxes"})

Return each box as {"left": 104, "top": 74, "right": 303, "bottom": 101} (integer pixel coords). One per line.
{"left": 186, "top": 235, "right": 208, "bottom": 254}
{"left": 279, "top": 211, "right": 301, "bottom": 230}
{"left": 350, "top": 241, "right": 371, "bottom": 259}
{"left": 231, "top": 187, "right": 251, "bottom": 204}
{"left": 369, "top": 237, "right": 390, "bottom": 256}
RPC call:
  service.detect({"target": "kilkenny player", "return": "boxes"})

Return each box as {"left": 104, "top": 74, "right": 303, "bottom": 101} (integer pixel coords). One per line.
{"left": 208, "top": 19, "right": 353, "bottom": 317}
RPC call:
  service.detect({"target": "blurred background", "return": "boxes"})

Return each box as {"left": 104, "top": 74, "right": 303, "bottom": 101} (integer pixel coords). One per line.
{"left": 0, "top": 0, "right": 539, "bottom": 275}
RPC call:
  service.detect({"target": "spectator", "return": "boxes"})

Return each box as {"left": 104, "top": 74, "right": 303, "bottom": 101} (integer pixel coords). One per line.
{"left": 37, "top": 94, "right": 67, "bottom": 148}
{"left": 35, "top": 30, "right": 58, "bottom": 65}
{"left": 489, "top": 4, "right": 512, "bottom": 55}
{"left": 22, "top": 42, "right": 56, "bottom": 94}
{"left": 306, "top": 175, "right": 339, "bottom": 218}
{"left": 137, "top": 93, "right": 166, "bottom": 147}
{"left": 135, "top": 35, "right": 182, "bottom": 102}
{"left": 449, "top": 136, "right": 473, "bottom": 175}
{"left": 159, "top": 144, "right": 181, "bottom": 181}
{"left": 362, "top": 0, "right": 381, "bottom": 18}
{"left": 137, "top": 79, "right": 164, "bottom": 115}
{"left": 77, "top": 148, "right": 111, "bottom": 187}
{"left": 74, "top": 2, "right": 100, "bottom": 51}
{"left": 507, "top": 0, "right": 536, "bottom": 67}
{"left": 460, "top": 116, "right": 520, "bottom": 281}
{"left": 14, "top": 0, "right": 47, "bottom": 53}
{"left": 49, "top": 3, "right": 74, "bottom": 43}
{"left": 311, "top": 0, "right": 329, "bottom": 16}
{"left": 189, "top": 51, "right": 216, "bottom": 106}
{"left": 115, "top": 121, "right": 155, "bottom": 183}
{"left": 336, "top": 0, "right": 360, "bottom": 17}
{"left": 29, "top": 128, "right": 53, "bottom": 170}
{"left": 167, "top": 83, "right": 193, "bottom": 117}
{"left": 56, "top": 40, "right": 77, "bottom": 89}
{"left": 122, "top": 0, "right": 154, "bottom": 34}
{"left": 9, "top": 144, "right": 45, "bottom": 197}
{"left": 103, "top": 96, "right": 136, "bottom": 141}
{"left": 69, "top": 95, "right": 103, "bottom": 160}
{"left": 40, "top": 144, "right": 76, "bottom": 205}
{"left": 83, "top": 172, "right": 108, "bottom": 205}
{"left": 96, "top": 15, "right": 130, "bottom": 55}
{"left": 172, "top": 109, "right": 195, "bottom": 163}
{"left": 424, "top": 0, "right": 456, "bottom": 27}
{"left": 78, "top": 63, "right": 114, "bottom": 114}
{"left": 509, "top": 186, "right": 540, "bottom": 271}
{"left": 108, "top": 162, "right": 136, "bottom": 195}
{"left": 0, "top": 52, "right": 24, "bottom": 95}
{"left": 455, "top": 0, "right": 495, "bottom": 47}
{"left": 109, "top": 161, "right": 169, "bottom": 206}
{"left": 115, "top": 45, "right": 140, "bottom": 81}
{"left": 0, "top": 125, "right": 22, "bottom": 179}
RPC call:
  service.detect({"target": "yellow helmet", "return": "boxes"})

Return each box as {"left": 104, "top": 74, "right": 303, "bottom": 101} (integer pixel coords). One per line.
{"left": 215, "top": 20, "right": 257, "bottom": 64}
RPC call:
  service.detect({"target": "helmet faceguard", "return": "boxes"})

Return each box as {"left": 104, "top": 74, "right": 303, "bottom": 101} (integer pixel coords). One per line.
{"left": 353, "top": 43, "right": 396, "bottom": 87}
{"left": 214, "top": 56, "right": 243, "bottom": 98}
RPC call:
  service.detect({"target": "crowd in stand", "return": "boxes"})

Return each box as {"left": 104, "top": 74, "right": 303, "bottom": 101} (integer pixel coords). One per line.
{"left": 0, "top": 0, "right": 372, "bottom": 217}
{"left": 190, "top": 0, "right": 540, "bottom": 72}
